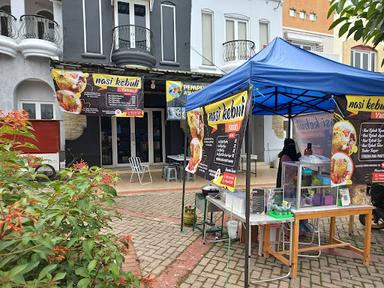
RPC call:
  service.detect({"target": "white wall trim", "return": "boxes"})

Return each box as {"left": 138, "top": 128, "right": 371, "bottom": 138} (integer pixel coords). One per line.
{"left": 82, "top": 0, "right": 103, "bottom": 55}
{"left": 283, "top": 26, "right": 334, "bottom": 38}
{"left": 160, "top": 3, "right": 177, "bottom": 62}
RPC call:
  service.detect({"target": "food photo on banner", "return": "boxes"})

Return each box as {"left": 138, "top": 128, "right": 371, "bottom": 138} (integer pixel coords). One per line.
{"left": 331, "top": 95, "right": 384, "bottom": 186}
{"left": 166, "top": 80, "right": 208, "bottom": 120}
{"left": 51, "top": 69, "right": 144, "bottom": 117}
{"left": 293, "top": 112, "right": 333, "bottom": 156}
{"left": 185, "top": 90, "right": 251, "bottom": 190}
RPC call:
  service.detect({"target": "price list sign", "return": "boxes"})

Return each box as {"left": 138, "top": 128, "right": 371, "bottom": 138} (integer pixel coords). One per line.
{"left": 185, "top": 90, "right": 251, "bottom": 190}
{"left": 332, "top": 95, "right": 384, "bottom": 186}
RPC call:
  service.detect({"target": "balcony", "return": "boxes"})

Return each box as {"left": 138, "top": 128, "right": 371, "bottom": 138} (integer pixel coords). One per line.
{"left": 221, "top": 40, "right": 255, "bottom": 72}
{"left": 18, "top": 15, "right": 62, "bottom": 59}
{"left": 0, "top": 11, "right": 17, "bottom": 57}
{"left": 111, "top": 25, "right": 156, "bottom": 68}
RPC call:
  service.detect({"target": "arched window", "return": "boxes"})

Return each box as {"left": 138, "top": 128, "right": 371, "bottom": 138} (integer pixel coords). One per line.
{"left": 37, "top": 10, "right": 54, "bottom": 20}
{"left": 351, "top": 45, "right": 376, "bottom": 72}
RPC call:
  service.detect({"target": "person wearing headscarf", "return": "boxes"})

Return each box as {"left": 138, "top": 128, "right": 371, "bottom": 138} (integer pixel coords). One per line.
{"left": 276, "top": 138, "right": 300, "bottom": 188}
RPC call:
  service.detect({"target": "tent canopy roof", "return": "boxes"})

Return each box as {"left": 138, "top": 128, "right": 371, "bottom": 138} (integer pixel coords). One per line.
{"left": 186, "top": 38, "right": 384, "bottom": 116}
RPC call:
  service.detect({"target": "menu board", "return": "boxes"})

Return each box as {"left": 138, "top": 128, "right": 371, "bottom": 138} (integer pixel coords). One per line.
{"left": 332, "top": 95, "right": 384, "bottom": 186}
{"left": 185, "top": 90, "right": 251, "bottom": 190}
{"left": 293, "top": 112, "right": 333, "bottom": 157}
{"left": 166, "top": 81, "right": 208, "bottom": 120}
{"left": 51, "top": 69, "right": 144, "bottom": 117}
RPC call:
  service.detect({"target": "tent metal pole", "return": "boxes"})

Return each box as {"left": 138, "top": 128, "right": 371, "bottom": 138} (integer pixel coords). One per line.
{"left": 181, "top": 123, "right": 188, "bottom": 232}
{"left": 287, "top": 104, "right": 292, "bottom": 138}
{"left": 244, "top": 96, "right": 252, "bottom": 288}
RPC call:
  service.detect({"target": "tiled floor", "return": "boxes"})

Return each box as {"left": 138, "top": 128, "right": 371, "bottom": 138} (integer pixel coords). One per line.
{"left": 111, "top": 188, "right": 384, "bottom": 288}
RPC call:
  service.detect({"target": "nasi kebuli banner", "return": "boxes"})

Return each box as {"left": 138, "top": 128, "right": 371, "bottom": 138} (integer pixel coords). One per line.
{"left": 293, "top": 112, "right": 333, "bottom": 157}
{"left": 185, "top": 90, "right": 251, "bottom": 190}
{"left": 166, "top": 81, "right": 208, "bottom": 120}
{"left": 51, "top": 69, "right": 144, "bottom": 117}
{"left": 331, "top": 95, "right": 384, "bottom": 186}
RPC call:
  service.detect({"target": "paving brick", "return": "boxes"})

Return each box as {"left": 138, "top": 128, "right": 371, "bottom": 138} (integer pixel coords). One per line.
{"left": 110, "top": 191, "right": 384, "bottom": 287}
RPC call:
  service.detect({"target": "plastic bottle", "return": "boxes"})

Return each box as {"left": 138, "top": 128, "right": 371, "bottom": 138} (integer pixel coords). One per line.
{"left": 304, "top": 143, "right": 313, "bottom": 156}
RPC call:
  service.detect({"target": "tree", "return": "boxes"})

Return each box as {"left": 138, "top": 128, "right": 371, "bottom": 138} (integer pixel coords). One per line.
{"left": 329, "top": 0, "right": 384, "bottom": 48}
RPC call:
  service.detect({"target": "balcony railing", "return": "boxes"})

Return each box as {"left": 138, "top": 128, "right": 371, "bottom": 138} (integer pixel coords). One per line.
{"left": 223, "top": 40, "right": 255, "bottom": 62}
{"left": 19, "top": 15, "right": 60, "bottom": 45}
{"left": 0, "top": 11, "right": 17, "bottom": 38}
{"left": 112, "top": 24, "right": 153, "bottom": 54}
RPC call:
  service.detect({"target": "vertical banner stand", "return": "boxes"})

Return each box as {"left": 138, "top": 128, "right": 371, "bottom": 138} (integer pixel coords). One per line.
{"left": 181, "top": 121, "right": 188, "bottom": 232}
{"left": 244, "top": 90, "right": 252, "bottom": 288}
{"left": 287, "top": 103, "right": 292, "bottom": 138}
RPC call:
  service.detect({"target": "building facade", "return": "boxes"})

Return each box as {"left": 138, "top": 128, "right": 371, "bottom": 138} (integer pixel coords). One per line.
{"left": 190, "top": 0, "right": 285, "bottom": 162}
{"left": 59, "top": 0, "right": 219, "bottom": 167}
{"left": 0, "top": 0, "right": 63, "bottom": 129}
{"left": 282, "top": 0, "right": 339, "bottom": 61}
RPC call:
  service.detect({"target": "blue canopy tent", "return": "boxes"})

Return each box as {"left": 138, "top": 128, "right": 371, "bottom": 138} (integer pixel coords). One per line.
{"left": 181, "top": 38, "right": 384, "bottom": 287}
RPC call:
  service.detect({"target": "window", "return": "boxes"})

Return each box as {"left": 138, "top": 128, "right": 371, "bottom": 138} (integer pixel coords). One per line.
{"left": 309, "top": 13, "right": 317, "bottom": 21}
{"left": 201, "top": 11, "right": 213, "bottom": 65}
{"left": 351, "top": 48, "right": 377, "bottom": 71}
{"left": 289, "top": 9, "right": 296, "bottom": 17}
{"left": 161, "top": 4, "right": 176, "bottom": 62}
{"left": 114, "top": 1, "right": 150, "bottom": 50}
{"left": 292, "top": 42, "right": 313, "bottom": 51}
{"left": 299, "top": 11, "right": 306, "bottom": 19}
{"left": 225, "top": 18, "right": 248, "bottom": 41}
{"left": 82, "top": 0, "right": 103, "bottom": 54}
{"left": 259, "top": 21, "right": 269, "bottom": 49}
{"left": 20, "top": 102, "right": 55, "bottom": 120}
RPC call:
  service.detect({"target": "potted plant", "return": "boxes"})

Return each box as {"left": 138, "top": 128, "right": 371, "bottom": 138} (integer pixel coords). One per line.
{"left": 184, "top": 205, "right": 195, "bottom": 226}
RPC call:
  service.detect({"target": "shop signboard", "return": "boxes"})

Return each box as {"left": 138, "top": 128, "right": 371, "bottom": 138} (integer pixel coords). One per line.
{"left": 166, "top": 81, "right": 208, "bottom": 120}
{"left": 293, "top": 112, "right": 333, "bottom": 157}
{"left": 332, "top": 95, "right": 384, "bottom": 186}
{"left": 185, "top": 90, "right": 251, "bottom": 190}
{"left": 51, "top": 69, "right": 144, "bottom": 117}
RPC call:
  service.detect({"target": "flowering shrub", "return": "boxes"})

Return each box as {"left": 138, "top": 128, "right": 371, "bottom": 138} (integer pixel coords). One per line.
{"left": 0, "top": 111, "right": 140, "bottom": 287}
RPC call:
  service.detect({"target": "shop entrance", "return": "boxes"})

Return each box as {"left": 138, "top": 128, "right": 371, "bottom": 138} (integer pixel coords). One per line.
{"left": 101, "top": 109, "right": 165, "bottom": 166}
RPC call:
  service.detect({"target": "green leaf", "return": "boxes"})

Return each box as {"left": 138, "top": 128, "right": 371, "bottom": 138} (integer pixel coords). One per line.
{"left": 82, "top": 240, "right": 94, "bottom": 258}
{"left": 109, "top": 263, "right": 119, "bottom": 279}
{"left": 53, "top": 272, "right": 66, "bottom": 281}
{"left": 329, "top": 16, "right": 348, "bottom": 30}
{"left": 9, "top": 263, "right": 29, "bottom": 278}
{"left": 22, "top": 261, "right": 40, "bottom": 275}
{"left": 75, "top": 267, "right": 89, "bottom": 278}
{"left": 354, "top": 27, "right": 364, "bottom": 41}
{"left": 54, "top": 214, "right": 65, "bottom": 228}
{"left": 77, "top": 278, "right": 90, "bottom": 288}
{"left": 339, "top": 22, "right": 351, "bottom": 37}
{"left": 328, "top": 1, "right": 339, "bottom": 18}
{"left": 38, "top": 264, "right": 57, "bottom": 280}
{"left": 87, "top": 260, "right": 98, "bottom": 272}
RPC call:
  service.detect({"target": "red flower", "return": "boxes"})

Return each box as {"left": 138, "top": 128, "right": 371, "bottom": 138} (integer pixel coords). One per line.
{"left": 72, "top": 160, "right": 88, "bottom": 170}
{"left": 0, "top": 110, "right": 29, "bottom": 129}
{"left": 101, "top": 172, "right": 114, "bottom": 185}
{"left": 119, "top": 276, "right": 126, "bottom": 285}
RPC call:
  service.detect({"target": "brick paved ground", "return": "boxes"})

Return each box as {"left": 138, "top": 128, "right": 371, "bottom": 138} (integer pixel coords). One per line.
{"left": 111, "top": 190, "right": 384, "bottom": 287}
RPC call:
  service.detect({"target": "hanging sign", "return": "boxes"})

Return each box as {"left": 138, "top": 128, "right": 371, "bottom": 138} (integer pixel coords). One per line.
{"left": 331, "top": 95, "right": 384, "bottom": 186}
{"left": 185, "top": 90, "right": 251, "bottom": 190}
{"left": 51, "top": 69, "right": 144, "bottom": 117}
{"left": 293, "top": 112, "right": 333, "bottom": 157}
{"left": 166, "top": 81, "right": 208, "bottom": 120}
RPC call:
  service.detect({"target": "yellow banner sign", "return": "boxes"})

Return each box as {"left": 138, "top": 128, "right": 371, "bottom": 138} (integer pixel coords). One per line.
{"left": 346, "top": 95, "right": 384, "bottom": 113}
{"left": 205, "top": 90, "right": 248, "bottom": 129}
{"left": 92, "top": 74, "right": 142, "bottom": 89}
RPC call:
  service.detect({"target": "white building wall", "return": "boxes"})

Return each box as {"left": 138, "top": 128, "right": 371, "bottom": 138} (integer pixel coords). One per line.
{"left": 0, "top": 0, "right": 64, "bottom": 149}
{"left": 190, "top": 0, "right": 283, "bottom": 74}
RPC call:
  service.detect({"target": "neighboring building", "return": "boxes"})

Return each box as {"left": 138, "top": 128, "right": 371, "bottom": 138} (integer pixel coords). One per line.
{"left": 190, "top": 0, "right": 283, "bottom": 74}
{"left": 190, "top": 0, "right": 285, "bottom": 162}
{"left": 0, "top": 0, "right": 64, "bottom": 160}
{"left": 283, "top": 0, "right": 339, "bottom": 61}
{"left": 60, "top": 0, "right": 218, "bottom": 167}
{"left": 333, "top": 35, "right": 384, "bottom": 73}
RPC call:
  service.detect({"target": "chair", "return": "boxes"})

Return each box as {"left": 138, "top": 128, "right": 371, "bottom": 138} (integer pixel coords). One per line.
{"left": 129, "top": 157, "right": 152, "bottom": 184}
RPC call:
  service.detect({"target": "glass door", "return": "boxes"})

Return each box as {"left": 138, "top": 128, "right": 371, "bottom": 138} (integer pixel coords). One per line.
{"left": 116, "top": 117, "right": 132, "bottom": 164}
{"left": 134, "top": 112, "right": 149, "bottom": 163}
{"left": 115, "top": 0, "right": 149, "bottom": 49}
{"left": 100, "top": 109, "right": 164, "bottom": 166}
